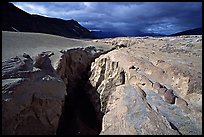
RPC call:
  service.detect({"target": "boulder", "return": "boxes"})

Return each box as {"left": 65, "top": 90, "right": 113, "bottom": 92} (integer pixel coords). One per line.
{"left": 164, "top": 89, "right": 176, "bottom": 104}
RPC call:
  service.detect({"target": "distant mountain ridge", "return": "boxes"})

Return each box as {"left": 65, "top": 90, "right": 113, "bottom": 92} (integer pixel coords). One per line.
{"left": 91, "top": 30, "right": 165, "bottom": 39}
{"left": 1, "top": 2, "right": 96, "bottom": 39}
{"left": 170, "top": 27, "right": 202, "bottom": 36}
{"left": 91, "top": 30, "right": 127, "bottom": 38}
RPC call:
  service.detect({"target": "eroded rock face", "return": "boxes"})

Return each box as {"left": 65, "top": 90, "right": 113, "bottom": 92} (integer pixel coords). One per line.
{"left": 88, "top": 56, "right": 125, "bottom": 114}
{"left": 87, "top": 55, "right": 180, "bottom": 135}
{"left": 88, "top": 35, "right": 202, "bottom": 135}
{"left": 2, "top": 35, "right": 202, "bottom": 135}
{"left": 94, "top": 36, "right": 202, "bottom": 97}
{"left": 2, "top": 52, "right": 66, "bottom": 135}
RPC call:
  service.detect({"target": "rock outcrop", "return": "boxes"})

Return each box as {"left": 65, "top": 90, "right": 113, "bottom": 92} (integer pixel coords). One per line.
{"left": 88, "top": 35, "right": 202, "bottom": 135}
{"left": 87, "top": 52, "right": 202, "bottom": 135}
{"left": 2, "top": 52, "right": 66, "bottom": 135}
{"left": 2, "top": 35, "right": 202, "bottom": 135}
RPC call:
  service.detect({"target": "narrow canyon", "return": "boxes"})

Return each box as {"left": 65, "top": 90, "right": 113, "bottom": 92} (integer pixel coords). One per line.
{"left": 2, "top": 35, "right": 202, "bottom": 135}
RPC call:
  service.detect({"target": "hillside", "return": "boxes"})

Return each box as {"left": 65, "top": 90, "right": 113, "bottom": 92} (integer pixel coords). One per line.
{"left": 170, "top": 28, "right": 202, "bottom": 36}
{"left": 1, "top": 2, "right": 96, "bottom": 39}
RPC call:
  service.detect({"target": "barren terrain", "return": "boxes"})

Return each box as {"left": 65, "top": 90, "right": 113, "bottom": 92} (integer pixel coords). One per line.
{"left": 2, "top": 31, "right": 202, "bottom": 135}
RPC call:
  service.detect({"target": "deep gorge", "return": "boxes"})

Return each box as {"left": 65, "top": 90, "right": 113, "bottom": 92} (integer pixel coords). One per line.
{"left": 55, "top": 47, "right": 106, "bottom": 135}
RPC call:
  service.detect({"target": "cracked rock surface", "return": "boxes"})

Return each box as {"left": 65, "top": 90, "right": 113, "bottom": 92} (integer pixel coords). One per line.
{"left": 90, "top": 35, "right": 202, "bottom": 135}
{"left": 2, "top": 32, "right": 202, "bottom": 135}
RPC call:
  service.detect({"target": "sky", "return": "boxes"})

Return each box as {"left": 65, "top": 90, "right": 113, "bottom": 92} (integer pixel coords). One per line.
{"left": 12, "top": 2, "right": 202, "bottom": 35}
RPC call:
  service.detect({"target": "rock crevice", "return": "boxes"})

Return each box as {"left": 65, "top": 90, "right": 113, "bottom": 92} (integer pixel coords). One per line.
{"left": 55, "top": 47, "right": 108, "bottom": 135}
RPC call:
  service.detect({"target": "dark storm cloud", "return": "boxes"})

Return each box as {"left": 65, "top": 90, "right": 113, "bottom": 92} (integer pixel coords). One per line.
{"left": 12, "top": 2, "right": 202, "bottom": 35}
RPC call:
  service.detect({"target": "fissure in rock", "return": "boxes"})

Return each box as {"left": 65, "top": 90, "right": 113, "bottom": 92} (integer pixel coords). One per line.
{"left": 55, "top": 47, "right": 105, "bottom": 135}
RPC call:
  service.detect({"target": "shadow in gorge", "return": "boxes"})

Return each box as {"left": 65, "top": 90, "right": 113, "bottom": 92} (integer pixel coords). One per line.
{"left": 56, "top": 79, "right": 103, "bottom": 135}
{"left": 55, "top": 48, "right": 107, "bottom": 135}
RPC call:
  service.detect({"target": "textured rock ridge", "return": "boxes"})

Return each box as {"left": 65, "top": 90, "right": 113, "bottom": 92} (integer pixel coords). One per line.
{"left": 87, "top": 56, "right": 125, "bottom": 114}
{"left": 88, "top": 54, "right": 201, "bottom": 135}
{"left": 88, "top": 36, "right": 202, "bottom": 135}
{"left": 2, "top": 52, "right": 66, "bottom": 135}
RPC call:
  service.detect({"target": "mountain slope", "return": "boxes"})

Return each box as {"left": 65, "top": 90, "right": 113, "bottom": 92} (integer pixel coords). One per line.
{"left": 170, "top": 28, "right": 202, "bottom": 36}
{"left": 1, "top": 2, "right": 96, "bottom": 39}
